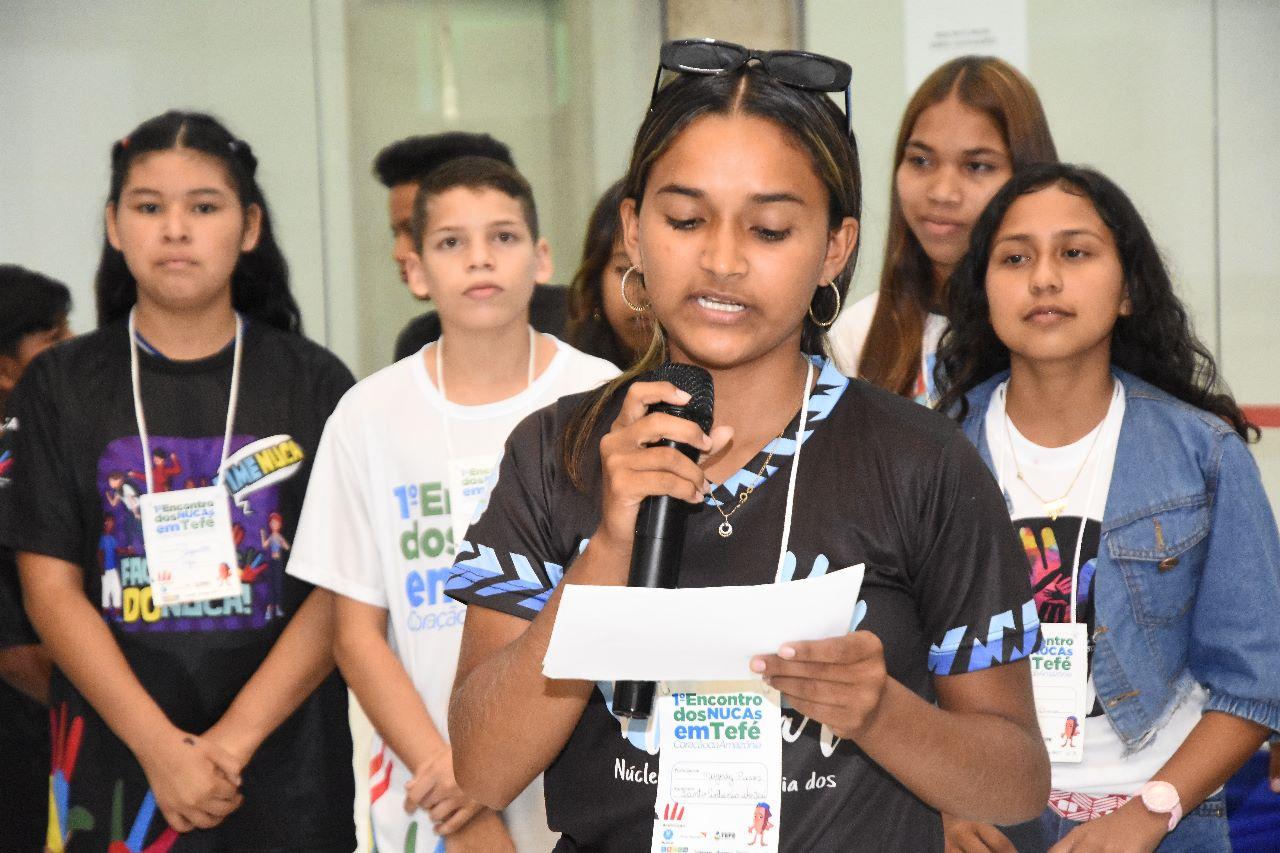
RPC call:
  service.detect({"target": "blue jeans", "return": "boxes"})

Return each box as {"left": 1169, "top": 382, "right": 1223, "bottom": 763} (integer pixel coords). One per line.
{"left": 1039, "top": 793, "right": 1230, "bottom": 852}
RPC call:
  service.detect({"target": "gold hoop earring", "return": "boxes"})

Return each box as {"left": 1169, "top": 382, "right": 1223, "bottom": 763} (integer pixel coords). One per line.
{"left": 808, "top": 281, "right": 841, "bottom": 329}
{"left": 620, "top": 265, "right": 649, "bottom": 313}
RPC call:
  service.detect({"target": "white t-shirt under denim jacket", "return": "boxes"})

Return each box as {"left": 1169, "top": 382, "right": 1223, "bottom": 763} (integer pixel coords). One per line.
{"left": 984, "top": 378, "right": 1206, "bottom": 798}
{"left": 962, "top": 369, "right": 1280, "bottom": 812}
{"left": 288, "top": 336, "right": 618, "bottom": 853}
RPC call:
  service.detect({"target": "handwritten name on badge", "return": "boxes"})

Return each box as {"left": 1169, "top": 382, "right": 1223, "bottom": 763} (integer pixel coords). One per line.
{"left": 1032, "top": 623, "right": 1088, "bottom": 763}
{"left": 141, "top": 485, "right": 241, "bottom": 607}
{"left": 652, "top": 682, "right": 783, "bottom": 853}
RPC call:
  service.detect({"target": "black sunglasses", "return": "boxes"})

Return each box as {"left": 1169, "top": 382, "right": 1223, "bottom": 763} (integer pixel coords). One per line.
{"left": 650, "top": 38, "right": 854, "bottom": 137}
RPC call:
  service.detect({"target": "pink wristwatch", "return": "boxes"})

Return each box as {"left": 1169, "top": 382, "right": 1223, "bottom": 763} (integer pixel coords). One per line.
{"left": 1138, "top": 781, "right": 1182, "bottom": 832}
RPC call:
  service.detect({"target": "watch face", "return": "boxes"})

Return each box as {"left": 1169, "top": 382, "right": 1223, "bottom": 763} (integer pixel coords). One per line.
{"left": 1143, "top": 782, "right": 1179, "bottom": 812}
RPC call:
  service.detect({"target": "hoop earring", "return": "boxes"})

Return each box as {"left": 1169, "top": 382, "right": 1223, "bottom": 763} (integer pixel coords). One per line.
{"left": 808, "top": 281, "right": 841, "bottom": 329}
{"left": 620, "top": 265, "right": 649, "bottom": 313}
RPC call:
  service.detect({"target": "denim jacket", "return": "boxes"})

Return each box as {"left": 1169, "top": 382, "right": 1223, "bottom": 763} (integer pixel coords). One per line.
{"left": 961, "top": 368, "right": 1280, "bottom": 751}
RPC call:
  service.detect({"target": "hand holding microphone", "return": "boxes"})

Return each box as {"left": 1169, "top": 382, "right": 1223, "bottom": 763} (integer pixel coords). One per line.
{"left": 597, "top": 363, "right": 721, "bottom": 719}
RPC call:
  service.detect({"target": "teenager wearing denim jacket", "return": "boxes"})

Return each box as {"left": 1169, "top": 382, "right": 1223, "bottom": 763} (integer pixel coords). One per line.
{"left": 935, "top": 163, "right": 1280, "bottom": 853}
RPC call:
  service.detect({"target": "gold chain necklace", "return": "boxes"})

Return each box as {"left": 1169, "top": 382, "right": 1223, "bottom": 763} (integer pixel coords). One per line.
{"left": 710, "top": 358, "right": 813, "bottom": 538}
{"left": 711, "top": 441, "right": 780, "bottom": 538}
{"left": 1002, "top": 387, "right": 1110, "bottom": 521}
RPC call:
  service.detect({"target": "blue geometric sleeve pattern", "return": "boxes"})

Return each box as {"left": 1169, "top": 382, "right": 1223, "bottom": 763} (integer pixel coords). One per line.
{"left": 712, "top": 356, "right": 847, "bottom": 505}
{"left": 444, "top": 400, "right": 573, "bottom": 621}
{"left": 928, "top": 598, "right": 1042, "bottom": 675}
{"left": 446, "top": 542, "right": 563, "bottom": 617}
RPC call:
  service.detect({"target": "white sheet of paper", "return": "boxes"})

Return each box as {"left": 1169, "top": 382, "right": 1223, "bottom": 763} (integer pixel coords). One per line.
{"left": 543, "top": 565, "right": 864, "bottom": 681}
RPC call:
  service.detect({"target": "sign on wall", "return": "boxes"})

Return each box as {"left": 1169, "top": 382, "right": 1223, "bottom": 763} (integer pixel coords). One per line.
{"left": 904, "top": 0, "right": 1029, "bottom": 90}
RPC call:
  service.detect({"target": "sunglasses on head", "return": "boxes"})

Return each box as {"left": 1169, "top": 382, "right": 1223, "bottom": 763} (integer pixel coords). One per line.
{"left": 650, "top": 38, "right": 854, "bottom": 137}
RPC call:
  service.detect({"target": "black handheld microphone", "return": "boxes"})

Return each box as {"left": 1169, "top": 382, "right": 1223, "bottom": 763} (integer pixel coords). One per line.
{"left": 612, "top": 362, "right": 714, "bottom": 719}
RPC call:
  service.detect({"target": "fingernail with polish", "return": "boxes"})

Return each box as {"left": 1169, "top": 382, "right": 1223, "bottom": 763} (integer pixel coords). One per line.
{"left": 779, "top": 646, "right": 796, "bottom": 659}
{"left": 675, "top": 390, "right": 692, "bottom": 403}
{"left": 749, "top": 657, "right": 766, "bottom": 673}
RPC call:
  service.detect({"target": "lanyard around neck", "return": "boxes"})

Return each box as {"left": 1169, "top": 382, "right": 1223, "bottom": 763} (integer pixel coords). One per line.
{"left": 994, "top": 379, "right": 1120, "bottom": 623}
{"left": 774, "top": 358, "right": 815, "bottom": 582}
{"left": 433, "top": 326, "right": 538, "bottom": 462}
{"left": 435, "top": 326, "right": 537, "bottom": 405}
{"left": 128, "top": 308, "right": 244, "bottom": 493}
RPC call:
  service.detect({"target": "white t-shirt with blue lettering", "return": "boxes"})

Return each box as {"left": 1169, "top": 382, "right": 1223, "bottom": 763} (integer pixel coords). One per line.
{"left": 288, "top": 336, "right": 617, "bottom": 852}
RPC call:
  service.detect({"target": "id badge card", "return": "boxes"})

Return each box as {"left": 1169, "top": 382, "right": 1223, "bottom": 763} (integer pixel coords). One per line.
{"left": 447, "top": 454, "right": 499, "bottom": 546}
{"left": 651, "top": 681, "right": 783, "bottom": 852}
{"left": 1032, "top": 622, "right": 1088, "bottom": 763}
{"left": 140, "top": 485, "right": 242, "bottom": 607}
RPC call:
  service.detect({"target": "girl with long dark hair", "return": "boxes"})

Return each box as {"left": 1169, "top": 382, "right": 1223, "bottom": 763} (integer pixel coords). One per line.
{"left": 937, "top": 162, "right": 1279, "bottom": 852}
{"left": 446, "top": 41, "right": 1049, "bottom": 850}
{"left": 3, "top": 111, "right": 355, "bottom": 851}
{"left": 93, "top": 116, "right": 301, "bottom": 334}
{"left": 563, "top": 179, "right": 653, "bottom": 369}
{"left": 828, "top": 55, "right": 1057, "bottom": 403}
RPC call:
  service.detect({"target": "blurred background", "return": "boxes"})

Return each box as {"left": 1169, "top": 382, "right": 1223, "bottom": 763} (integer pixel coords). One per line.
{"left": 2, "top": 0, "right": 1276, "bottom": 496}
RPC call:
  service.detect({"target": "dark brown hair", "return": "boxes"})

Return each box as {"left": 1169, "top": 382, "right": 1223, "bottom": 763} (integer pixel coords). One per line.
{"left": 411, "top": 155, "right": 540, "bottom": 247}
{"left": 935, "top": 162, "right": 1256, "bottom": 440}
{"left": 96, "top": 111, "right": 300, "bottom": 332}
{"left": 0, "top": 265, "right": 71, "bottom": 355}
{"left": 563, "top": 180, "right": 646, "bottom": 369}
{"left": 373, "top": 132, "right": 513, "bottom": 188}
{"left": 860, "top": 56, "right": 1056, "bottom": 396}
{"left": 561, "top": 64, "right": 862, "bottom": 486}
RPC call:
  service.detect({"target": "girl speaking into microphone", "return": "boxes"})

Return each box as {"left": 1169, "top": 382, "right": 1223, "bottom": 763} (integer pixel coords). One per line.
{"left": 446, "top": 40, "right": 1050, "bottom": 850}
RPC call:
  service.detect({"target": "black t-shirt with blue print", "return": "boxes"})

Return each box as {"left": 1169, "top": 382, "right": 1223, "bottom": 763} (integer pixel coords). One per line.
{"left": 447, "top": 357, "right": 1041, "bottom": 852}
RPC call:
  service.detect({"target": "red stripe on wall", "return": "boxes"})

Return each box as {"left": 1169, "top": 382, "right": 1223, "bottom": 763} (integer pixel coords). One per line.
{"left": 1243, "top": 406, "right": 1280, "bottom": 429}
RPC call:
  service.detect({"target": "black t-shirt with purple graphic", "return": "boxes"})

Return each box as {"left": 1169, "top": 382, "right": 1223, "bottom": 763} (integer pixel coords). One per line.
{"left": 1017, "top": 516, "right": 1104, "bottom": 718}
{"left": 447, "top": 357, "right": 1041, "bottom": 852}
{"left": 0, "top": 320, "right": 355, "bottom": 852}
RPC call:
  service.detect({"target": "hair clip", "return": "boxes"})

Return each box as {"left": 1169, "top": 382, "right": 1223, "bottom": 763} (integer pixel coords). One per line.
{"left": 228, "top": 139, "right": 239, "bottom": 153}
{"left": 120, "top": 136, "right": 130, "bottom": 149}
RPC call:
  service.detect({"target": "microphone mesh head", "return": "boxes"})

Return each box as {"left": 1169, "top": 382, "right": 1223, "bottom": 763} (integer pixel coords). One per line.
{"left": 645, "top": 362, "right": 714, "bottom": 434}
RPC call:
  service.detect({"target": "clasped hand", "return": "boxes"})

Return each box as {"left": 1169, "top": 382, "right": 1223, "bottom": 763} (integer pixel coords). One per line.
{"left": 136, "top": 726, "right": 245, "bottom": 833}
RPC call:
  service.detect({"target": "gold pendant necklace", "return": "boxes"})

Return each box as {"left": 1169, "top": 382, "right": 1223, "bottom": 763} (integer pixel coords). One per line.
{"left": 712, "top": 445, "right": 779, "bottom": 538}
{"left": 1003, "top": 392, "right": 1109, "bottom": 521}
{"left": 709, "top": 359, "right": 813, "bottom": 538}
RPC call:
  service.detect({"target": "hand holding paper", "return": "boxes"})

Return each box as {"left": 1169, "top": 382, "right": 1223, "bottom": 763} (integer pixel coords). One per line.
{"left": 749, "top": 627, "right": 889, "bottom": 742}
{"left": 542, "top": 565, "right": 864, "bottom": 682}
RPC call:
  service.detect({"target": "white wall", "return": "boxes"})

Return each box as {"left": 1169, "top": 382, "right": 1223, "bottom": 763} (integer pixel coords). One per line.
{"left": 1219, "top": 3, "right": 1280, "bottom": 402}
{"left": 0, "top": 0, "right": 341, "bottom": 356}
{"left": 1218, "top": 0, "right": 1280, "bottom": 506}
